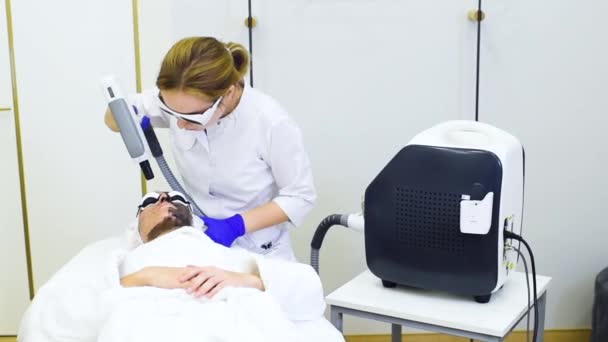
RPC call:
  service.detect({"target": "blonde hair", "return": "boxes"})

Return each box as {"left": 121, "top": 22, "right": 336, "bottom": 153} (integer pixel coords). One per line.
{"left": 156, "top": 37, "right": 249, "bottom": 99}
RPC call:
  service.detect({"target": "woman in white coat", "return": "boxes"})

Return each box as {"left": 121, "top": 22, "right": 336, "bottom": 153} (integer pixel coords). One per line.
{"left": 105, "top": 37, "right": 316, "bottom": 263}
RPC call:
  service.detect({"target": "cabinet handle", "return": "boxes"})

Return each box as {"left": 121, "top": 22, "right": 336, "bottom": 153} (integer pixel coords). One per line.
{"left": 244, "top": 16, "right": 257, "bottom": 28}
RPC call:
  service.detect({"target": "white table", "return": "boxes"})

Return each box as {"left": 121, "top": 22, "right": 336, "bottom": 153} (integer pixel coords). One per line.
{"left": 326, "top": 271, "right": 551, "bottom": 342}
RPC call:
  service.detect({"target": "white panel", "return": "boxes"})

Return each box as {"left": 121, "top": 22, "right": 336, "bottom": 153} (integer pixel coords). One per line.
{"left": 11, "top": 0, "right": 141, "bottom": 290}
{"left": 0, "top": 2, "right": 30, "bottom": 333}
{"left": 255, "top": 0, "right": 476, "bottom": 334}
{"left": 480, "top": 0, "right": 608, "bottom": 329}
{"left": 138, "top": 0, "right": 250, "bottom": 193}
{"left": 0, "top": 109, "right": 30, "bottom": 334}
{"left": 0, "top": 0, "right": 11, "bottom": 107}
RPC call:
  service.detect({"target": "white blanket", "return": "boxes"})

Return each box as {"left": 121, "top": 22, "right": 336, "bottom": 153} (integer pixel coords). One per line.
{"left": 19, "top": 227, "right": 333, "bottom": 342}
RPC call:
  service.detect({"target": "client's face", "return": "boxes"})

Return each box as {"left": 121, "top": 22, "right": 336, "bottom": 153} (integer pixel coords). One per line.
{"left": 137, "top": 191, "right": 193, "bottom": 242}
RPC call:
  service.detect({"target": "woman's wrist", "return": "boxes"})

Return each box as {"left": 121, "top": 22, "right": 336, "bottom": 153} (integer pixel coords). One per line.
{"left": 241, "top": 202, "right": 289, "bottom": 233}
{"left": 243, "top": 273, "right": 265, "bottom": 291}
{"left": 120, "top": 272, "right": 139, "bottom": 287}
{"left": 120, "top": 268, "right": 150, "bottom": 287}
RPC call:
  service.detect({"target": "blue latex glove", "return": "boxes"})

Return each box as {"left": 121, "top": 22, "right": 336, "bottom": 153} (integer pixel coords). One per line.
{"left": 201, "top": 214, "right": 246, "bottom": 247}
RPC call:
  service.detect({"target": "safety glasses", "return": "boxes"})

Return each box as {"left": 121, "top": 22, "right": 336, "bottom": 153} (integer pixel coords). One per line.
{"left": 137, "top": 191, "right": 192, "bottom": 215}
{"left": 157, "top": 93, "right": 222, "bottom": 126}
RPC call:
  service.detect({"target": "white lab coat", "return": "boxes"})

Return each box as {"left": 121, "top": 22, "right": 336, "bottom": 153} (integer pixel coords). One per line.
{"left": 130, "top": 84, "right": 316, "bottom": 260}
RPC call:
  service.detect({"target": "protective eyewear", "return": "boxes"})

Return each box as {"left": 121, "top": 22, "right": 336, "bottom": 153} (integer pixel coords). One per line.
{"left": 137, "top": 191, "right": 192, "bottom": 215}
{"left": 157, "top": 93, "right": 222, "bottom": 126}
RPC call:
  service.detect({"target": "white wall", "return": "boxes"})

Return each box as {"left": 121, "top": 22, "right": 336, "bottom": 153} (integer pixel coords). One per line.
{"left": 480, "top": 0, "right": 608, "bottom": 328}
{"left": 3, "top": 0, "right": 607, "bottom": 336}
{"left": 10, "top": 0, "right": 142, "bottom": 290}
{"left": 0, "top": 1, "right": 30, "bottom": 334}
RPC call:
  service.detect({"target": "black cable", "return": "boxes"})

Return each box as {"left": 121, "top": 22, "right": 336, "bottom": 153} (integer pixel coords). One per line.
{"left": 514, "top": 247, "right": 532, "bottom": 342}
{"left": 505, "top": 231, "right": 538, "bottom": 342}
{"left": 310, "top": 214, "right": 348, "bottom": 274}
{"left": 310, "top": 214, "right": 348, "bottom": 250}
{"left": 247, "top": 0, "right": 254, "bottom": 87}
{"left": 517, "top": 148, "right": 527, "bottom": 265}
{"left": 474, "top": 0, "right": 482, "bottom": 122}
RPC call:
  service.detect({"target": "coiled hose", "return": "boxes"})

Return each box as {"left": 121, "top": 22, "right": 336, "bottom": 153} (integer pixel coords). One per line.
{"left": 141, "top": 116, "right": 206, "bottom": 217}
{"left": 155, "top": 155, "right": 205, "bottom": 217}
{"left": 310, "top": 214, "right": 348, "bottom": 274}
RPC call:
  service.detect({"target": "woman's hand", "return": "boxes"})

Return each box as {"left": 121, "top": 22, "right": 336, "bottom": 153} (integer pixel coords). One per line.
{"left": 104, "top": 108, "right": 120, "bottom": 132}
{"left": 120, "top": 266, "right": 190, "bottom": 289}
{"left": 179, "top": 265, "right": 265, "bottom": 298}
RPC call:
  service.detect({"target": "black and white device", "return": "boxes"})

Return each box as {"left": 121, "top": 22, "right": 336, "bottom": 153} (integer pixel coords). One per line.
{"left": 311, "top": 120, "right": 540, "bottom": 340}
{"left": 364, "top": 120, "right": 525, "bottom": 303}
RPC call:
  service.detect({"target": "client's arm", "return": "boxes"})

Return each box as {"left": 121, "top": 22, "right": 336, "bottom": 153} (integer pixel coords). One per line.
{"left": 120, "top": 266, "right": 264, "bottom": 294}
{"left": 120, "top": 267, "right": 188, "bottom": 289}
{"left": 183, "top": 258, "right": 326, "bottom": 321}
{"left": 179, "top": 265, "right": 265, "bottom": 298}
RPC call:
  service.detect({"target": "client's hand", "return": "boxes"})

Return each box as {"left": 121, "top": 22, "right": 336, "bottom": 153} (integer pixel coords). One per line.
{"left": 120, "top": 266, "right": 190, "bottom": 289}
{"left": 179, "top": 265, "right": 265, "bottom": 298}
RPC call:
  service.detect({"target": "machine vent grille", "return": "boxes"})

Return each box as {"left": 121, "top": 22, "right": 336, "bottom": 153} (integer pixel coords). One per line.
{"left": 395, "top": 188, "right": 465, "bottom": 254}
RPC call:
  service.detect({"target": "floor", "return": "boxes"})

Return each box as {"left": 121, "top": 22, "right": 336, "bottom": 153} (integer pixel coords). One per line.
{"left": 1, "top": 329, "right": 592, "bottom": 342}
